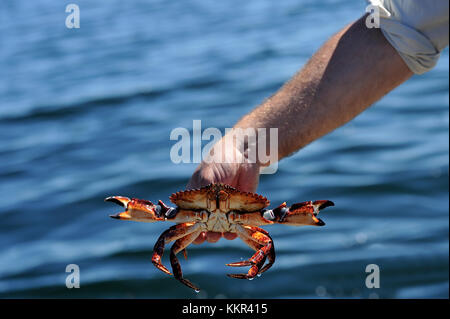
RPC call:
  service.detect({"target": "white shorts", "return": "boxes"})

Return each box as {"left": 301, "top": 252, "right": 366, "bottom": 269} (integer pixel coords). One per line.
{"left": 367, "top": 0, "right": 449, "bottom": 74}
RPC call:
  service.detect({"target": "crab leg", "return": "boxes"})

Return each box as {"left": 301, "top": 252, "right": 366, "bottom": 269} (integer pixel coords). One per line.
{"left": 151, "top": 222, "right": 202, "bottom": 275}
{"left": 258, "top": 241, "right": 276, "bottom": 275}
{"left": 169, "top": 229, "right": 203, "bottom": 291}
{"left": 234, "top": 226, "right": 275, "bottom": 275}
{"left": 227, "top": 230, "right": 275, "bottom": 276}
{"left": 226, "top": 225, "right": 275, "bottom": 279}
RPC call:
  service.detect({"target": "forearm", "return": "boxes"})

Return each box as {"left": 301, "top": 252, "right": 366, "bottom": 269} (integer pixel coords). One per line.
{"left": 233, "top": 16, "right": 412, "bottom": 161}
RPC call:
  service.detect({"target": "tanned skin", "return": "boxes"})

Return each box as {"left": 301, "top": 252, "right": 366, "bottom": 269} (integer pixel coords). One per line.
{"left": 187, "top": 15, "right": 413, "bottom": 244}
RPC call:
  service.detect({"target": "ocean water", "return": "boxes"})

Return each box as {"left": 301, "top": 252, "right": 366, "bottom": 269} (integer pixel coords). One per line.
{"left": 0, "top": 0, "right": 448, "bottom": 298}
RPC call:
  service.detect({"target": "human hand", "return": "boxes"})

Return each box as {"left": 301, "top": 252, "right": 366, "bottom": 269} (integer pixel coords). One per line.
{"left": 187, "top": 160, "right": 260, "bottom": 193}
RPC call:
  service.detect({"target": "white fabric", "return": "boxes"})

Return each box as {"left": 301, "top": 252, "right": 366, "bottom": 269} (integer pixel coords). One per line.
{"left": 368, "top": 0, "right": 449, "bottom": 74}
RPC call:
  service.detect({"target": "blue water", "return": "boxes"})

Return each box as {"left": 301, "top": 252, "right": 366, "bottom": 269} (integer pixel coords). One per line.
{"left": 0, "top": 0, "right": 448, "bottom": 298}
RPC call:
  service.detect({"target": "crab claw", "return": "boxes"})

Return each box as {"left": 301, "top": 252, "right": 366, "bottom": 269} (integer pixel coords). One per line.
{"left": 105, "top": 196, "right": 166, "bottom": 222}
{"left": 273, "top": 200, "right": 334, "bottom": 226}
{"left": 105, "top": 196, "right": 131, "bottom": 208}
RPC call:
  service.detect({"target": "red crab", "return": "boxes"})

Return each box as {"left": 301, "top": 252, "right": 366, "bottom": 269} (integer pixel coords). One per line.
{"left": 106, "top": 183, "right": 333, "bottom": 292}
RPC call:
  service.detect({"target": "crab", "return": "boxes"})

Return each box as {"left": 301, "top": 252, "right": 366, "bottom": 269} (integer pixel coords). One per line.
{"left": 106, "top": 183, "right": 333, "bottom": 292}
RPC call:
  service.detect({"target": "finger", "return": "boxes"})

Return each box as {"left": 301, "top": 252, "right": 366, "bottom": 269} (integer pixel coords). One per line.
{"left": 223, "top": 232, "right": 238, "bottom": 240}
{"left": 187, "top": 165, "right": 215, "bottom": 190}
{"left": 236, "top": 163, "right": 260, "bottom": 193}
{"left": 206, "top": 231, "right": 222, "bottom": 243}
{"left": 192, "top": 232, "right": 206, "bottom": 245}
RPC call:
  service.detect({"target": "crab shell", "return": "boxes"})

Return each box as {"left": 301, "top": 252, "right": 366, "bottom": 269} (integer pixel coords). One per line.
{"left": 169, "top": 183, "right": 270, "bottom": 213}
